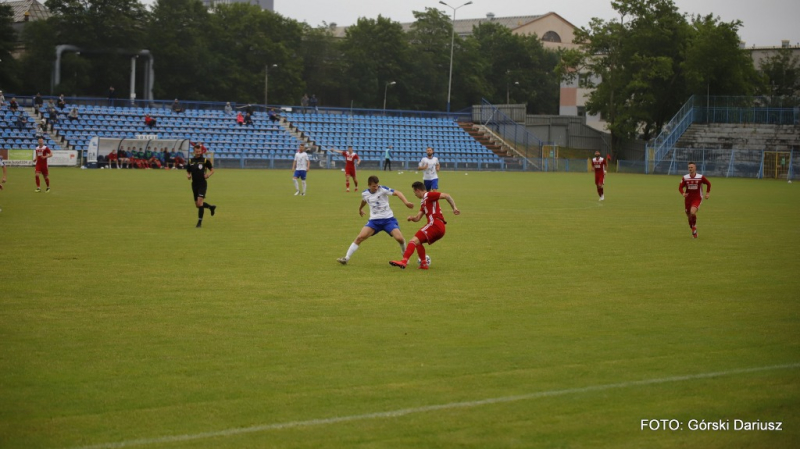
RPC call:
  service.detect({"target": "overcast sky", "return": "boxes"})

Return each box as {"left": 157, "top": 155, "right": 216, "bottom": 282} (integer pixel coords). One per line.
{"left": 262, "top": 0, "right": 798, "bottom": 47}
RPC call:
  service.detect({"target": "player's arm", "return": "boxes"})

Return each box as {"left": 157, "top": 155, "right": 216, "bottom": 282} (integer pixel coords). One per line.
{"left": 408, "top": 210, "right": 424, "bottom": 222}
{"left": 678, "top": 179, "right": 687, "bottom": 197}
{"left": 440, "top": 193, "right": 460, "bottom": 215}
{"left": 435, "top": 161, "right": 441, "bottom": 172}
{"left": 703, "top": 177, "right": 711, "bottom": 199}
{"left": 205, "top": 160, "right": 214, "bottom": 179}
{"left": 418, "top": 160, "right": 427, "bottom": 170}
{"left": 603, "top": 159, "right": 607, "bottom": 174}
{"left": 358, "top": 200, "right": 367, "bottom": 217}
{"left": 328, "top": 148, "right": 344, "bottom": 155}
{"left": 291, "top": 158, "right": 297, "bottom": 171}
{"left": 392, "top": 190, "right": 415, "bottom": 209}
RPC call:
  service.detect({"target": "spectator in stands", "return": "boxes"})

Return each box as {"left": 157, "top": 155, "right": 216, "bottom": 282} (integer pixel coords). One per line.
{"left": 268, "top": 108, "right": 280, "bottom": 123}
{"left": 172, "top": 99, "right": 183, "bottom": 113}
{"left": 236, "top": 112, "right": 244, "bottom": 125}
{"left": 68, "top": 108, "right": 79, "bottom": 120}
{"left": 309, "top": 94, "right": 318, "bottom": 112}
{"left": 144, "top": 113, "right": 157, "bottom": 128}
{"left": 0, "top": 90, "right": 5, "bottom": 106}
{"left": 34, "top": 93, "right": 44, "bottom": 115}
{"left": 384, "top": 145, "right": 393, "bottom": 171}
{"left": 57, "top": 94, "right": 66, "bottom": 110}
{"left": 46, "top": 101, "right": 58, "bottom": 131}
{"left": 35, "top": 124, "right": 44, "bottom": 140}
{"left": 9, "top": 97, "right": 19, "bottom": 113}
{"left": 224, "top": 102, "right": 233, "bottom": 115}
{"left": 15, "top": 113, "right": 28, "bottom": 131}
{"left": 245, "top": 104, "right": 254, "bottom": 115}
{"left": 108, "top": 86, "right": 116, "bottom": 106}
{"left": 244, "top": 112, "right": 254, "bottom": 126}
{"left": 301, "top": 94, "right": 309, "bottom": 114}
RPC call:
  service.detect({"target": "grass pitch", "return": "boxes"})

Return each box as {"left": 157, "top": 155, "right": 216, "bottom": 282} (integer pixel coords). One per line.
{"left": 1, "top": 167, "right": 798, "bottom": 448}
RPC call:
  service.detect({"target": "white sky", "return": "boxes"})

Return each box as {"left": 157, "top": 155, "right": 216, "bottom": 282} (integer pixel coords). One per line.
{"left": 260, "top": 0, "right": 798, "bottom": 47}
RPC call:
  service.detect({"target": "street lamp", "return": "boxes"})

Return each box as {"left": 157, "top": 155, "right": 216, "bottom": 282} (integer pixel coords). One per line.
{"left": 440, "top": 1, "right": 472, "bottom": 113}
{"left": 507, "top": 80, "right": 519, "bottom": 104}
{"left": 264, "top": 63, "right": 277, "bottom": 108}
{"left": 383, "top": 81, "right": 396, "bottom": 113}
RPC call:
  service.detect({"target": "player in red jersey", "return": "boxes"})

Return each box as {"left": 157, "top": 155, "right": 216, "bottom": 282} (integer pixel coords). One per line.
{"left": 34, "top": 137, "right": 52, "bottom": 192}
{"left": 329, "top": 146, "right": 360, "bottom": 192}
{"left": 591, "top": 151, "right": 607, "bottom": 201}
{"left": 679, "top": 161, "right": 711, "bottom": 239}
{"left": 390, "top": 181, "right": 460, "bottom": 270}
{"left": 107, "top": 149, "right": 118, "bottom": 168}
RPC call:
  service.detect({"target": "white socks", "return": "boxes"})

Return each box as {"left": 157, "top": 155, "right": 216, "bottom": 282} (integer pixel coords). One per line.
{"left": 293, "top": 178, "right": 299, "bottom": 191}
{"left": 345, "top": 243, "right": 359, "bottom": 260}
{"left": 302, "top": 180, "right": 307, "bottom": 193}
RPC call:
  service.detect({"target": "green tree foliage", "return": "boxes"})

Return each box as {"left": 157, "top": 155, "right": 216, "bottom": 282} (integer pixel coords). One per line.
{"left": 340, "top": 15, "right": 409, "bottom": 109}
{"left": 757, "top": 47, "right": 800, "bottom": 97}
{"left": 299, "top": 24, "right": 344, "bottom": 106}
{"left": 467, "top": 22, "right": 559, "bottom": 114}
{"left": 683, "top": 14, "right": 761, "bottom": 98}
{"left": 560, "top": 0, "right": 760, "bottom": 142}
{"left": 405, "top": 8, "right": 452, "bottom": 110}
{"left": 0, "top": 4, "right": 21, "bottom": 92}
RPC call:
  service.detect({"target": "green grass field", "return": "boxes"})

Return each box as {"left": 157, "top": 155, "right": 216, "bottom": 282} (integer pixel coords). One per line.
{"left": 1, "top": 167, "right": 798, "bottom": 448}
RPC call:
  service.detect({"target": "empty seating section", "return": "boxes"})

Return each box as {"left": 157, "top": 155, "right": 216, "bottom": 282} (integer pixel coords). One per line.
{"left": 285, "top": 113, "right": 500, "bottom": 165}
{"left": 0, "top": 106, "right": 60, "bottom": 150}
{"left": 52, "top": 106, "right": 300, "bottom": 160}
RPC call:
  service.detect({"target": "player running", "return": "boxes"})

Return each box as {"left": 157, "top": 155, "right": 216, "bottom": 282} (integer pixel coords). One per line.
{"left": 0, "top": 154, "right": 6, "bottom": 212}
{"left": 679, "top": 161, "right": 711, "bottom": 239}
{"left": 591, "top": 151, "right": 607, "bottom": 201}
{"left": 329, "top": 146, "right": 360, "bottom": 192}
{"left": 390, "top": 181, "right": 460, "bottom": 270}
{"left": 186, "top": 144, "right": 217, "bottom": 228}
{"left": 34, "top": 137, "right": 52, "bottom": 192}
{"left": 418, "top": 147, "right": 440, "bottom": 192}
{"left": 292, "top": 144, "right": 310, "bottom": 196}
{"left": 336, "top": 175, "right": 414, "bottom": 265}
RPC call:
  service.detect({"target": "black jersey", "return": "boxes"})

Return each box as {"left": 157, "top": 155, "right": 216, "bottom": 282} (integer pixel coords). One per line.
{"left": 187, "top": 156, "right": 213, "bottom": 182}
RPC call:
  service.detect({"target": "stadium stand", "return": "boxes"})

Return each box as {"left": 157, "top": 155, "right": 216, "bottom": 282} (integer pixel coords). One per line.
{"left": 675, "top": 123, "right": 800, "bottom": 151}
{"left": 283, "top": 112, "right": 507, "bottom": 169}
{"left": 49, "top": 104, "right": 302, "bottom": 164}
{"left": 0, "top": 106, "right": 61, "bottom": 150}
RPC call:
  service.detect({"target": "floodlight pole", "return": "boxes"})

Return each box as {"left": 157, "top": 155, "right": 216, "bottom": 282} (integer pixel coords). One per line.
{"left": 383, "top": 81, "right": 396, "bottom": 113}
{"left": 265, "top": 63, "right": 277, "bottom": 109}
{"left": 440, "top": 1, "right": 472, "bottom": 113}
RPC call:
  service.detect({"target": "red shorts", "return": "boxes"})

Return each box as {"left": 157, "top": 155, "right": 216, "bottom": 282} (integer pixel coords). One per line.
{"left": 108, "top": 154, "right": 117, "bottom": 161}
{"left": 595, "top": 172, "right": 605, "bottom": 185}
{"left": 35, "top": 164, "right": 49, "bottom": 176}
{"left": 345, "top": 166, "right": 357, "bottom": 177}
{"left": 415, "top": 219, "right": 446, "bottom": 245}
{"left": 685, "top": 197, "right": 702, "bottom": 213}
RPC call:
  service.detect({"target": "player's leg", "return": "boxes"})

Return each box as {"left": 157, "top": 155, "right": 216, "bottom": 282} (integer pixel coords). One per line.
{"left": 352, "top": 173, "right": 358, "bottom": 191}
{"left": 338, "top": 226, "right": 376, "bottom": 264}
{"left": 293, "top": 175, "right": 300, "bottom": 195}
{"left": 301, "top": 172, "right": 307, "bottom": 195}
{"left": 391, "top": 232, "right": 424, "bottom": 269}
{"left": 35, "top": 169, "right": 41, "bottom": 191}
{"left": 345, "top": 173, "right": 350, "bottom": 191}
{"left": 689, "top": 205, "right": 699, "bottom": 238}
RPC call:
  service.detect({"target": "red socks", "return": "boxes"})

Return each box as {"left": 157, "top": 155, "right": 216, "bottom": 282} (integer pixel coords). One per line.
{"left": 36, "top": 176, "right": 40, "bottom": 187}
{"left": 402, "top": 242, "right": 416, "bottom": 262}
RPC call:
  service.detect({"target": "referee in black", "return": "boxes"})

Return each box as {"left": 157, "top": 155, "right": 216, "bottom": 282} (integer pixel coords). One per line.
{"left": 186, "top": 144, "right": 216, "bottom": 228}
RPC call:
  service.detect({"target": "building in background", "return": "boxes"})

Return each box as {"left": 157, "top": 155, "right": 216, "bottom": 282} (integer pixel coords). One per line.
{"left": 201, "top": 0, "right": 274, "bottom": 11}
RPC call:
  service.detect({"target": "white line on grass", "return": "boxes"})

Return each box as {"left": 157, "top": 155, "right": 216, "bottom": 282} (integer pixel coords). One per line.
{"left": 67, "top": 362, "right": 800, "bottom": 449}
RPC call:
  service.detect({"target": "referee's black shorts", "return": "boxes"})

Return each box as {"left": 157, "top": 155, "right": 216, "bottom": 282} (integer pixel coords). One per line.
{"left": 192, "top": 181, "right": 207, "bottom": 200}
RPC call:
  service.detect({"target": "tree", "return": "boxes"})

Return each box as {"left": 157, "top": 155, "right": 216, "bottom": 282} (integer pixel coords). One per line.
{"left": 299, "top": 24, "right": 345, "bottom": 106}
{"left": 340, "top": 16, "right": 409, "bottom": 108}
{"left": 0, "top": 4, "right": 21, "bottom": 92}
{"left": 683, "top": 14, "right": 761, "bottom": 98}
{"left": 757, "top": 47, "right": 800, "bottom": 97}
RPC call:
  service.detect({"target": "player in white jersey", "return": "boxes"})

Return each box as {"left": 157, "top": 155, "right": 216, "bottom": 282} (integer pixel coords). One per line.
{"left": 418, "top": 147, "right": 440, "bottom": 191}
{"left": 292, "top": 144, "right": 310, "bottom": 196}
{"left": 336, "top": 175, "right": 414, "bottom": 265}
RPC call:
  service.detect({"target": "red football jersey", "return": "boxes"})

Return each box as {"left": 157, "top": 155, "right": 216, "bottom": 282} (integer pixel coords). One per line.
{"left": 35, "top": 145, "right": 52, "bottom": 166}
{"left": 343, "top": 152, "right": 359, "bottom": 170}
{"left": 679, "top": 173, "right": 711, "bottom": 200}
{"left": 420, "top": 191, "right": 445, "bottom": 224}
{"left": 592, "top": 157, "right": 606, "bottom": 174}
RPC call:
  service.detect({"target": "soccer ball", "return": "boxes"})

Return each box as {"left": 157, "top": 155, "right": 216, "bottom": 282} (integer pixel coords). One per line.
{"left": 418, "top": 255, "right": 431, "bottom": 266}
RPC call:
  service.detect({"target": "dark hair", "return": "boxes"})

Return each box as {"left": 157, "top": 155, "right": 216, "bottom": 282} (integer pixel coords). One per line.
{"left": 368, "top": 175, "right": 380, "bottom": 185}
{"left": 411, "top": 181, "right": 425, "bottom": 191}
{"left": 688, "top": 161, "right": 696, "bottom": 166}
